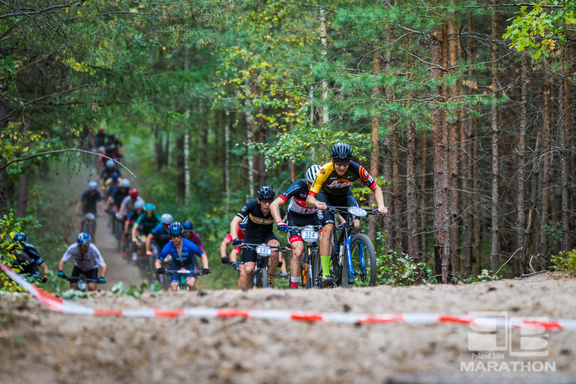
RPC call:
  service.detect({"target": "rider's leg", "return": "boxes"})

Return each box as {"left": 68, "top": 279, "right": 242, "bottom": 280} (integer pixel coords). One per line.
{"left": 267, "top": 239, "right": 280, "bottom": 286}
{"left": 70, "top": 282, "right": 78, "bottom": 290}
{"left": 279, "top": 254, "right": 287, "bottom": 274}
{"left": 289, "top": 241, "right": 304, "bottom": 288}
{"left": 186, "top": 276, "right": 197, "bottom": 291}
{"left": 319, "top": 224, "right": 334, "bottom": 278}
{"left": 242, "top": 262, "right": 255, "bottom": 289}
{"left": 237, "top": 263, "right": 245, "bottom": 289}
{"left": 88, "top": 282, "right": 97, "bottom": 291}
{"left": 170, "top": 282, "right": 179, "bottom": 291}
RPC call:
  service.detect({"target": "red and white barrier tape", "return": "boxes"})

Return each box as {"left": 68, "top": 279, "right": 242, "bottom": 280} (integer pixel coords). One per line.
{"left": 2, "top": 263, "right": 575, "bottom": 331}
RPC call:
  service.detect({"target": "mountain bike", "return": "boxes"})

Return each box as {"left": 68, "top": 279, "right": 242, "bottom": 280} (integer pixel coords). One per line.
{"left": 155, "top": 268, "right": 211, "bottom": 291}
{"left": 287, "top": 225, "right": 322, "bottom": 288}
{"left": 238, "top": 243, "right": 287, "bottom": 288}
{"left": 59, "top": 273, "right": 103, "bottom": 292}
{"left": 325, "top": 206, "right": 383, "bottom": 288}
{"left": 80, "top": 212, "right": 97, "bottom": 240}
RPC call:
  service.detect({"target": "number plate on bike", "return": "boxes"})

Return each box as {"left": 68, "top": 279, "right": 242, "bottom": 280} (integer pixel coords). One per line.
{"left": 301, "top": 225, "right": 319, "bottom": 242}
{"left": 86, "top": 212, "right": 96, "bottom": 220}
{"left": 348, "top": 206, "right": 367, "bottom": 217}
{"left": 256, "top": 244, "right": 272, "bottom": 256}
{"left": 78, "top": 280, "right": 87, "bottom": 291}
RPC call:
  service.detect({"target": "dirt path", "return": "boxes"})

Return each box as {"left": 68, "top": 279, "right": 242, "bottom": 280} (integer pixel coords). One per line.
{"left": 1, "top": 272, "right": 576, "bottom": 383}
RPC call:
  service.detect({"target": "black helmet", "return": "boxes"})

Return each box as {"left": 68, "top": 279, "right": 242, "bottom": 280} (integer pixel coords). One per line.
{"left": 108, "top": 133, "right": 115, "bottom": 139}
{"left": 330, "top": 143, "right": 353, "bottom": 161}
{"left": 256, "top": 186, "right": 275, "bottom": 200}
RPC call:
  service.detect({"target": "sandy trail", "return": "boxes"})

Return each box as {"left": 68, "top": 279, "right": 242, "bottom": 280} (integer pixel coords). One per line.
{"left": 1, "top": 272, "right": 576, "bottom": 383}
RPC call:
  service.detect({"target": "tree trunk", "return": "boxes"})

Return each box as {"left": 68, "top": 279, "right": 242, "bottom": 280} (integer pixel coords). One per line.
{"left": 541, "top": 70, "right": 551, "bottom": 258}
{"left": 516, "top": 56, "right": 528, "bottom": 275}
{"left": 184, "top": 129, "right": 190, "bottom": 199}
{"left": 383, "top": 135, "right": 393, "bottom": 251}
{"left": 16, "top": 173, "right": 28, "bottom": 217}
{"left": 369, "top": 48, "right": 382, "bottom": 242}
{"left": 490, "top": 0, "right": 500, "bottom": 274}
{"left": 176, "top": 135, "right": 185, "bottom": 199}
{"left": 448, "top": 14, "right": 460, "bottom": 276}
{"left": 560, "top": 52, "right": 570, "bottom": 252}
{"left": 225, "top": 114, "right": 231, "bottom": 213}
{"left": 432, "top": 25, "right": 451, "bottom": 283}
{"left": 407, "top": 117, "right": 417, "bottom": 260}
{"left": 154, "top": 128, "right": 164, "bottom": 172}
{"left": 391, "top": 125, "right": 402, "bottom": 253}
{"left": 420, "top": 133, "right": 428, "bottom": 259}
{"left": 320, "top": 8, "right": 329, "bottom": 125}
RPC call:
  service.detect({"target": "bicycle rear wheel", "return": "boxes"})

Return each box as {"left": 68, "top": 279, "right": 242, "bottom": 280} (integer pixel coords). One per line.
{"left": 308, "top": 249, "right": 321, "bottom": 288}
{"left": 347, "top": 234, "right": 377, "bottom": 287}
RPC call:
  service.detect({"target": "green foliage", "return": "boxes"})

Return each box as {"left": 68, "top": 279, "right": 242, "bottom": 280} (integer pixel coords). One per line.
{"left": 503, "top": 1, "right": 575, "bottom": 59}
{"left": 551, "top": 249, "right": 576, "bottom": 275}
{"left": 455, "top": 269, "right": 502, "bottom": 284}
{"left": 542, "top": 224, "right": 563, "bottom": 245}
{"left": 109, "top": 280, "right": 161, "bottom": 298}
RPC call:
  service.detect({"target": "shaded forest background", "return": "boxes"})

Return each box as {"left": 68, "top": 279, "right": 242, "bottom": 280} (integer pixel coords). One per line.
{"left": 1, "top": 0, "right": 575, "bottom": 285}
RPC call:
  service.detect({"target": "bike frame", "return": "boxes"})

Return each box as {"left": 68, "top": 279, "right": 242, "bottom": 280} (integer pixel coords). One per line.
{"left": 331, "top": 209, "right": 369, "bottom": 280}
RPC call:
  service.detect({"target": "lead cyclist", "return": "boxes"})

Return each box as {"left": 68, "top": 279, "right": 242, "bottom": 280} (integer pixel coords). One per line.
{"left": 305, "top": 143, "right": 388, "bottom": 286}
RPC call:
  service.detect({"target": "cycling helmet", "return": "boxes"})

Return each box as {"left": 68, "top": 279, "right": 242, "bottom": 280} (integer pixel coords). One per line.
{"left": 330, "top": 143, "right": 353, "bottom": 161}
{"left": 183, "top": 220, "right": 194, "bottom": 230}
{"left": 108, "top": 133, "right": 115, "bottom": 139}
{"left": 106, "top": 159, "right": 115, "bottom": 169}
{"left": 12, "top": 232, "right": 27, "bottom": 246}
{"left": 76, "top": 232, "right": 91, "bottom": 245}
{"left": 168, "top": 222, "right": 183, "bottom": 236}
{"left": 144, "top": 203, "right": 155, "bottom": 212}
{"left": 256, "top": 185, "right": 275, "bottom": 200}
{"left": 134, "top": 200, "right": 146, "bottom": 210}
{"left": 161, "top": 213, "right": 173, "bottom": 224}
{"left": 120, "top": 179, "right": 131, "bottom": 188}
{"left": 306, "top": 165, "right": 322, "bottom": 184}
{"left": 129, "top": 188, "right": 138, "bottom": 198}
{"left": 111, "top": 172, "right": 119, "bottom": 182}
{"left": 98, "top": 126, "right": 105, "bottom": 132}
{"left": 239, "top": 216, "right": 248, "bottom": 229}
{"left": 88, "top": 181, "right": 98, "bottom": 190}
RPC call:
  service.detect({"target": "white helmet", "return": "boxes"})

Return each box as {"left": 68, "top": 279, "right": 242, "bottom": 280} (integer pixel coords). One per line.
{"left": 88, "top": 181, "right": 98, "bottom": 190}
{"left": 134, "top": 200, "right": 146, "bottom": 209}
{"left": 160, "top": 213, "right": 173, "bottom": 224}
{"left": 106, "top": 159, "right": 115, "bottom": 169}
{"left": 120, "top": 179, "right": 130, "bottom": 188}
{"left": 306, "top": 165, "right": 321, "bottom": 184}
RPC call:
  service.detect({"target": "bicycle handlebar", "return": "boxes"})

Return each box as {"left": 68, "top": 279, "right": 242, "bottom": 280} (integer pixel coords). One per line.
{"left": 59, "top": 275, "right": 102, "bottom": 283}
{"left": 287, "top": 225, "right": 323, "bottom": 231}
{"left": 325, "top": 206, "right": 385, "bottom": 216}
{"left": 156, "top": 269, "right": 212, "bottom": 276}
{"left": 237, "top": 243, "right": 289, "bottom": 252}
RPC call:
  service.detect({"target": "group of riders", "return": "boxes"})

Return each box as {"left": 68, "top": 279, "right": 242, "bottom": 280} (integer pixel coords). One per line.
{"left": 10, "top": 141, "right": 387, "bottom": 292}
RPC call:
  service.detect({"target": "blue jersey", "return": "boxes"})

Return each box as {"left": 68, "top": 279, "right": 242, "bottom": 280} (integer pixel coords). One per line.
{"left": 158, "top": 238, "right": 203, "bottom": 268}
{"left": 151, "top": 223, "right": 171, "bottom": 250}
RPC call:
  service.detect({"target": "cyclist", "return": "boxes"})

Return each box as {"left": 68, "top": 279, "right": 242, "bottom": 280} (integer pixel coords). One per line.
{"left": 132, "top": 203, "right": 160, "bottom": 258}
{"left": 94, "top": 126, "right": 107, "bottom": 153}
{"left": 154, "top": 222, "right": 209, "bottom": 292}
{"left": 76, "top": 181, "right": 104, "bottom": 233}
{"left": 58, "top": 233, "right": 107, "bottom": 291}
{"left": 271, "top": 165, "right": 322, "bottom": 289}
{"left": 230, "top": 186, "right": 285, "bottom": 289}
{"left": 105, "top": 133, "right": 124, "bottom": 160}
{"left": 99, "top": 159, "right": 122, "bottom": 185}
{"left": 11, "top": 232, "right": 49, "bottom": 282}
{"left": 220, "top": 217, "right": 247, "bottom": 265}
{"left": 182, "top": 221, "right": 205, "bottom": 252}
{"left": 119, "top": 188, "right": 144, "bottom": 251}
{"left": 146, "top": 213, "right": 173, "bottom": 258}
{"left": 106, "top": 178, "right": 130, "bottom": 212}
{"left": 306, "top": 143, "right": 388, "bottom": 285}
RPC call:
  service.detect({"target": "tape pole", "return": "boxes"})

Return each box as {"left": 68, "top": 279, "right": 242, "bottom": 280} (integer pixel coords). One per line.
{"left": 1, "top": 263, "right": 575, "bottom": 331}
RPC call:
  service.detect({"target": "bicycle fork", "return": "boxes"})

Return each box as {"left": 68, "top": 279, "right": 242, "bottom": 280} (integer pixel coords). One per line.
{"left": 345, "top": 235, "right": 367, "bottom": 278}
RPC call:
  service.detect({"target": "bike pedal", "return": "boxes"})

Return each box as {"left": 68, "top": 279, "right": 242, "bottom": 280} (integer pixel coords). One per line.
{"left": 348, "top": 276, "right": 355, "bottom": 285}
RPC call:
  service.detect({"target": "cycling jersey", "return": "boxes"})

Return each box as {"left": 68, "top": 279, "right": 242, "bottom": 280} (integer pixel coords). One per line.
{"left": 236, "top": 199, "right": 285, "bottom": 238}
{"left": 80, "top": 190, "right": 102, "bottom": 214}
{"left": 121, "top": 196, "right": 144, "bottom": 217}
{"left": 184, "top": 232, "right": 205, "bottom": 252}
{"left": 94, "top": 132, "right": 107, "bottom": 148}
{"left": 225, "top": 227, "right": 244, "bottom": 251}
{"left": 157, "top": 238, "right": 203, "bottom": 267}
{"left": 100, "top": 167, "right": 122, "bottom": 181}
{"left": 111, "top": 187, "right": 129, "bottom": 207}
{"left": 135, "top": 212, "right": 161, "bottom": 236}
{"left": 15, "top": 243, "right": 44, "bottom": 265}
{"left": 279, "top": 179, "right": 316, "bottom": 215}
{"left": 150, "top": 224, "right": 171, "bottom": 251}
{"left": 61, "top": 243, "right": 106, "bottom": 271}
{"left": 309, "top": 161, "right": 376, "bottom": 196}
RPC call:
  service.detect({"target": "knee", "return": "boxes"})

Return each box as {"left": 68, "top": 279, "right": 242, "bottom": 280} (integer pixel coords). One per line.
{"left": 323, "top": 225, "right": 334, "bottom": 237}
{"left": 244, "top": 265, "right": 254, "bottom": 274}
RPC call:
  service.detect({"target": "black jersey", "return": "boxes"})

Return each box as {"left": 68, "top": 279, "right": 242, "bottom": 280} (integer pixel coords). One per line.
{"left": 279, "top": 179, "right": 316, "bottom": 215}
{"left": 111, "top": 187, "right": 129, "bottom": 207}
{"left": 94, "top": 132, "right": 107, "bottom": 147}
{"left": 236, "top": 199, "right": 285, "bottom": 238}
{"left": 80, "top": 190, "right": 102, "bottom": 214}
{"left": 16, "top": 243, "right": 44, "bottom": 265}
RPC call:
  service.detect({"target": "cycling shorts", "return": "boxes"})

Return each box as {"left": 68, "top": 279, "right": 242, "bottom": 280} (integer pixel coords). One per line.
{"left": 315, "top": 190, "right": 358, "bottom": 227}
{"left": 242, "top": 232, "right": 279, "bottom": 264}
{"left": 287, "top": 211, "right": 321, "bottom": 243}
{"left": 170, "top": 261, "right": 195, "bottom": 283}
{"left": 71, "top": 266, "right": 98, "bottom": 280}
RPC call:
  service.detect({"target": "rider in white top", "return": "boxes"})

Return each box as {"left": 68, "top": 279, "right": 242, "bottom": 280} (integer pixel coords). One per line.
{"left": 58, "top": 233, "right": 107, "bottom": 291}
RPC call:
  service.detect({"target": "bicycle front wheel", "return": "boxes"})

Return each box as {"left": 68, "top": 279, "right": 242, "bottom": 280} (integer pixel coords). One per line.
{"left": 348, "top": 234, "right": 377, "bottom": 287}
{"left": 255, "top": 268, "right": 268, "bottom": 289}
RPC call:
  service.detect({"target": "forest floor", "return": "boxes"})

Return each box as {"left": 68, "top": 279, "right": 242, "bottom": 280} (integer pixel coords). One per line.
{"left": 1, "top": 170, "right": 576, "bottom": 383}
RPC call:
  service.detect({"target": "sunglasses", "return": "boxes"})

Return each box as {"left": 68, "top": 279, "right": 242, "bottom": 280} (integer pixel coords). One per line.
{"left": 334, "top": 161, "right": 350, "bottom": 167}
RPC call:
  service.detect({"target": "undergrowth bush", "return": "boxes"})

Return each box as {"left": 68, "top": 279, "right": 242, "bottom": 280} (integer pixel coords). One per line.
{"left": 551, "top": 249, "right": 576, "bottom": 275}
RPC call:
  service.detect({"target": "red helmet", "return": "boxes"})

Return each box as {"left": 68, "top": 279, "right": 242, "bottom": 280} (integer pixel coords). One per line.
{"left": 99, "top": 126, "right": 105, "bottom": 132}
{"left": 129, "top": 188, "right": 138, "bottom": 198}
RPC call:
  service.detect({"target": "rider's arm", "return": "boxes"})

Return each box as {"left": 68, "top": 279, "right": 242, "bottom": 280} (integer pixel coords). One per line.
{"left": 270, "top": 196, "right": 286, "bottom": 224}
{"left": 75, "top": 201, "right": 82, "bottom": 215}
{"left": 106, "top": 195, "right": 113, "bottom": 210}
{"left": 306, "top": 194, "right": 326, "bottom": 210}
{"left": 200, "top": 253, "right": 209, "bottom": 269}
{"left": 100, "top": 265, "right": 107, "bottom": 278}
{"left": 98, "top": 201, "right": 104, "bottom": 216}
{"left": 230, "top": 216, "right": 242, "bottom": 240}
{"left": 131, "top": 223, "right": 139, "bottom": 242}
{"left": 372, "top": 184, "right": 388, "bottom": 214}
{"left": 39, "top": 262, "right": 49, "bottom": 275}
{"left": 220, "top": 235, "right": 232, "bottom": 257}
{"left": 118, "top": 204, "right": 125, "bottom": 220}
{"left": 146, "top": 233, "right": 154, "bottom": 253}
{"left": 58, "top": 259, "right": 66, "bottom": 271}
